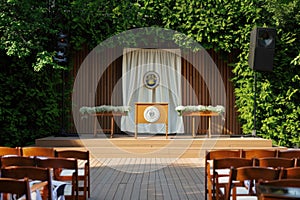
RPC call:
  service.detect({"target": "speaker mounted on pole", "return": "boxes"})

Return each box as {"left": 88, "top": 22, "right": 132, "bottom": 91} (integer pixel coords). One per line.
{"left": 248, "top": 27, "right": 276, "bottom": 72}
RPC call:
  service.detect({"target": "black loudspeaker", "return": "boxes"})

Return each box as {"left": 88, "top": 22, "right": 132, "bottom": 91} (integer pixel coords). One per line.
{"left": 248, "top": 27, "right": 276, "bottom": 72}
{"left": 54, "top": 32, "right": 69, "bottom": 64}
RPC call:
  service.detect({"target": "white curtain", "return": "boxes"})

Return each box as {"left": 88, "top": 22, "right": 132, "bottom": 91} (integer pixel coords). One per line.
{"left": 121, "top": 48, "right": 184, "bottom": 134}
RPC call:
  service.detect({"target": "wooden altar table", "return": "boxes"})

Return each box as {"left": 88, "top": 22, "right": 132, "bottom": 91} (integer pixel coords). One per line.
{"left": 135, "top": 102, "right": 168, "bottom": 139}
{"left": 183, "top": 111, "right": 220, "bottom": 138}
{"left": 92, "top": 112, "right": 126, "bottom": 138}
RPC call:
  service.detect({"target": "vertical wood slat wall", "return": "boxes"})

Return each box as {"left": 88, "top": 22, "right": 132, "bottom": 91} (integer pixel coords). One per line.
{"left": 71, "top": 46, "right": 241, "bottom": 135}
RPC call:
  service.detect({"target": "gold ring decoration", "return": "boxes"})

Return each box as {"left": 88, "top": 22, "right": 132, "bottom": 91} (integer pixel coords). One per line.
{"left": 143, "top": 71, "right": 160, "bottom": 89}
{"left": 143, "top": 106, "right": 160, "bottom": 123}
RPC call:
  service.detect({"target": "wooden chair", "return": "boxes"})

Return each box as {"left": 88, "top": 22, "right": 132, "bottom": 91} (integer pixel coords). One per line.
{"left": 0, "top": 146, "right": 21, "bottom": 156}
{"left": 55, "top": 149, "right": 90, "bottom": 200}
{"left": 241, "top": 149, "right": 277, "bottom": 159}
{"left": 36, "top": 156, "right": 79, "bottom": 200}
{"left": 280, "top": 167, "right": 300, "bottom": 179}
{"left": 258, "top": 178, "right": 300, "bottom": 188}
{"left": 212, "top": 158, "right": 254, "bottom": 200}
{"left": 21, "top": 147, "right": 55, "bottom": 157}
{"left": 1, "top": 155, "right": 36, "bottom": 168}
{"left": 0, "top": 177, "right": 31, "bottom": 200}
{"left": 205, "top": 149, "right": 241, "bottom": 200}
{"left": 256, "top": 157, "right": 296, "bottom": 168}
{"left": 278, "top": 150, "right": 300, "bottom": 167}
{"left": 277, "top": 149, "right": 300, "bottom": 159}
{"left": 225, "top": 166, "right": 281, "bottom": 200}
{"left": 1, "top": 166, "right": 53, "bottom": 200}
{"left": 256, "top": 179, "right": 300, "bottom": 200}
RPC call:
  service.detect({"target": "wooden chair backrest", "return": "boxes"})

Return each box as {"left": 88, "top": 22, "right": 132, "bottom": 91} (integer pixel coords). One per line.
{"left": 55, "top": 150, "right": 89, "bottom": 161}
{"left": 1, "top": 166, "right": 53, "bottom": 200}
{"left": 256, "top": 157, "right": 296, "bottom": 168}
{"left": 230, "top": 166, "right": 280, "bottom": 182}
{"left": 206, "top": 149, "right": 241, "bottom": 160}
{"left": 280, "top": 167, "right": 300, "bottom": 179}
{"left": 0, "top": 146, "right": 21, "bottom": 156}
{"left": 21, "top": 147, "right": 55, "bottom": 157}
{"left": 241, "top": 149, "right": 277, "bottom": 159}
{"left": 0, "top": 177, "right": 31, "bottom": 200}
{"left": 36, "top": 157, "right": 78, "bottom": 170}
{"left": 278, "top": 149, "right": 300, "bottom": 159}
{"left": 257, "top": 179, "right": 300, "bottom": 188}
{"left": 1, "top": 156, "right": 36, "bottom": 168}
{"left": 213, "top": 157, "right": 254, "bottom": 169}
{"left": 226, "top": 166, "right": 280, "bottom": 200}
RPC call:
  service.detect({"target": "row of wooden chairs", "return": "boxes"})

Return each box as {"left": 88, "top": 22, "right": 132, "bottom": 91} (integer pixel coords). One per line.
{"left": 206, "top": 149, "right": 300, "bottom": 161}
{"left": 0, "top": 154, "right": 78, "bottom": 200}
{"left": 209, "top": 157, "right": 300, "bottom": 200}
{"left": 224, "top": 166, "right": 300, "bottom": 200}
{"left": 0, "top": 146, "right": 90, "bottom": 200}
{"left": 205, "top": 148, "right": 300, "bottom": 200}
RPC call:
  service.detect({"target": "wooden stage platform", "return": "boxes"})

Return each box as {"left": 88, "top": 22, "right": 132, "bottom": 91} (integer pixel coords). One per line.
{"left": 35, "top": 133, "right": 278, "bottom": 159}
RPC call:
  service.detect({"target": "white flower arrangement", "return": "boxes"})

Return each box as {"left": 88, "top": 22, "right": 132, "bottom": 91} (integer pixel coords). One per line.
{"left": 175, "top": 105, "right": 225, "bottom": 116}
{"left": 79, "top": 105, "right": 131, "bottom": 115}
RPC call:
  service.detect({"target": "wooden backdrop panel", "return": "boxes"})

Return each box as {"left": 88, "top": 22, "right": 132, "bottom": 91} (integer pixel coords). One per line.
{"left": 70, "top": 46, "right": 241, "bottom": 135}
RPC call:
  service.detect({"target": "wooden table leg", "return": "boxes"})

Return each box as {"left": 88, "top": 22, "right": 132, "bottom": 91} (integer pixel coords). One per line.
{"left": 192, "top": 116, "right": 195, "bottom": 137}
{"left": 110, "top": 116, "right": 114, "bottom": 138}
{"left": 208, "top": 116, "right": 211, "bottom": 138}
{"left": 94, "top": 116, "right": 97, "bottom": 137}
{"left": 166, "top": 123, "right": 168, "bottom": 139}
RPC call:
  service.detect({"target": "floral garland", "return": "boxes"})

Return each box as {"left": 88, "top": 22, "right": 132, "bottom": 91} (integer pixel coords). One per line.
{"left": 80, "top": 105, "right": 225, "bottom": 117}
{"left": 79, "top": 105, "right": 131, "bottom": 115}
{"left": 175, "top": 105, "right": 225, "bottom": 116}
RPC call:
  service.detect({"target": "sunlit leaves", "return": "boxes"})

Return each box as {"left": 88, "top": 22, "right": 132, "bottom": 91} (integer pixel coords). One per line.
{"left": 233, "top": 0, "right": 300, "bottom": 147}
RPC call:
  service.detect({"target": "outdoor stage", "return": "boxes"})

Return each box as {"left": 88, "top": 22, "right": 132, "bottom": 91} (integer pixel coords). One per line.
{"left": 35, "top": 133, "right": 281, "bottom": 158}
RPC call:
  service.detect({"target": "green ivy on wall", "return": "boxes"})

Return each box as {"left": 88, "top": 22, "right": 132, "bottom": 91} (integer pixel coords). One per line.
{"left": 1, "top": 0, "right": 299, "bottom": 147}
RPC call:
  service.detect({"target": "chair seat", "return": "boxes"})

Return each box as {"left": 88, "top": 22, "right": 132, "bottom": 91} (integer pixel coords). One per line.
{"left": 210, "top": 168, "right": 231, "bottom": 175}
{"left": 1, "top": 154, "right": 19, "bottom": 157}
{"left": 17, "top": 180, "right": 50, "bottom": 200}
{"left": 209, "top": 168, "right": 231, "bottom": 185}
{"left": 218, "top": 176, "right": 230, "bottom": 184}
{"left": 31, "top": 179, "right": 68, "bottom": 200}
{"left": 16, "top": 192, "right": 42, "bottom": 200}
{"left": 231, "top": 197, "right": 257, "bottom": 200}
{"left": 60, "top": 169, "right": 85, "bottom": 176}
{"left": 219, "top": 187, "right": 258, "bottom": 200}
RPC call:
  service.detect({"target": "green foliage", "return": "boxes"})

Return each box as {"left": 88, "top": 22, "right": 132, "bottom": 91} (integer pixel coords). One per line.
{"left": 0, "top": 54, "right": 65, "bottom": 146}
{"left": 0, "top": 0, "right": 70, "bottom": 146}
{"left": 233, "top": 0, "right": 300, "bottom": 147}
{"left": 162, "top": 0, "right": 262, "bottom": 52}
{"left": 1, "top": 0, "right": 299, "bottom": 147}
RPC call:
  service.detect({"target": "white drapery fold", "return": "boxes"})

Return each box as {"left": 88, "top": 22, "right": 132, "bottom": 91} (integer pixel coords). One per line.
{"left": 121, "top": 48, "right": 184, "bottom": 134}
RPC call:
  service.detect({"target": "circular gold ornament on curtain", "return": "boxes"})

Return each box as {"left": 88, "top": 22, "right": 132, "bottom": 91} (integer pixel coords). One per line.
{"left": 143, "top": 106, "right": 160, "bottom": 123}
{"left": 143, "top": 71, "right": 160, "bottom": 89}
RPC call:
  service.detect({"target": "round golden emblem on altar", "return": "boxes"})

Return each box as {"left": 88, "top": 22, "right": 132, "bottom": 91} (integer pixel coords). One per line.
{"left": 144, "top": 71, "right": 160, "bottom": 89}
